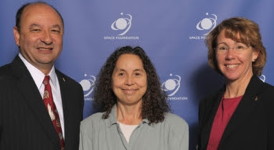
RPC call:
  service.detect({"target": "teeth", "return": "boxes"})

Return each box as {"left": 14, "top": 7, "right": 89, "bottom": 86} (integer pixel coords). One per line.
{"left": 226, "top": 64, "right": 238, "bottom": 68}
{"left": 38, "top": 47, "right": 53, "bottom": 50}
{"left": 123, "top": 89, "right": 136, "bottom": 94}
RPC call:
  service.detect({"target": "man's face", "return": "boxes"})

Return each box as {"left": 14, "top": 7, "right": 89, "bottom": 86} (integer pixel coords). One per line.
{"left": 13, "top": 3, "right": 64, "bottom": 74}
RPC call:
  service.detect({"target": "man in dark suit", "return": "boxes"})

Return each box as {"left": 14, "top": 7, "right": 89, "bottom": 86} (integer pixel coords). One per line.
{"left": 0, "top": 2, "right": 84, "bottom": 150}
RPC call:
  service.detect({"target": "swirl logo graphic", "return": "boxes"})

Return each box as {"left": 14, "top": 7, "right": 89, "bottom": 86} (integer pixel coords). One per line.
{"left": 111, "top": 12, "right": 132, "bottom": 36}
{"left": 161, "top": 74, "right": 181, "bottom": 96}
{"left": 196, "top": 13, "right": 217, "bottom": 35}
{"left": 259, "top": 74, "right": 266, "bottom": 82}
{"left": 79, "top": 74, "right": 96, "bottom": 101}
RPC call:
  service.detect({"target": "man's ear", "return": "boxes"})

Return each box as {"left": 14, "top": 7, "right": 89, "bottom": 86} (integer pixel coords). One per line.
{"left": 13, "top": 26, "right": 20, "bottom": 46}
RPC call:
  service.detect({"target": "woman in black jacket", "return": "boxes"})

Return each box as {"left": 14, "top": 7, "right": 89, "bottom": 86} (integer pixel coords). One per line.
{"left": 198, "top": 17, "right": 274, "bottom": 150}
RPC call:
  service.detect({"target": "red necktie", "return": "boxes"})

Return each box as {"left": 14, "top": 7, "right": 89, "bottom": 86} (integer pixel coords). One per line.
{"left": 43, "top": 76, "right": 65, "bottom": 150}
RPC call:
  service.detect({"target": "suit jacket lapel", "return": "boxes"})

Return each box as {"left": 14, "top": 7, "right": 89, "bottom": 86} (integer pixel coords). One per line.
{"left": 201, "top": 89, "right": 224, "bottom": 148}
{"left": 56, "top": 71, "right": 71, "bottom": 138}
{"left": 219, "top": 76, "right": 265, "bottom": 147}
{"left": 12, "top": 56, "right": 60, "bottom": 146}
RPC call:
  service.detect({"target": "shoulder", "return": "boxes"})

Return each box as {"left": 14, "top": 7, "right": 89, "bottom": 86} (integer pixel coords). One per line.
{"left": 248, "top": 77, "right": 274, "bottom": 102}
{"left": 164, "top": 113, "right": 188, "bottom": 129}
{"left": 259, "top": 82, "right": 274, "bottom": 104}
{"left": 161, "top": 113, "right": 189, "bottom": 145}
{"left": 0, "top": 56, "right": 28, "bottom": 79}
{"left": 201, "top": 87, "right": 223, "bottom": 104}
{"left": 248, "top": 75, "right": 274, "bottom": 97}
{"left": 56, "top": 70, "right": 77, "bottom": 83}
{"left": 0, "top": 63, "right": 11, "bottom": 74}
{"left": 261, "top": 82, "right": 274, "bottom": 95}
{"left": 0, "top": 63, "right": 18, "bottom": 88}
{"left": 0, "top": 63, "right": 14, "bottom": 80}
{"left": 81, "top": 112, "right": 104, "bottom": 129}
{"left": 55, "top": 69, "right": 82, "bottom": 88}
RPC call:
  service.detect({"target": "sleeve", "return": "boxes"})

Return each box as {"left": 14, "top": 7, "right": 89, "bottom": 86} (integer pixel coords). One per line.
{"left": 265, "top": 86, "right": 274, "bottom": 150}
{"left": 167, "top": 114, "right": 189, "bottom": 150}
{"left": 267, "top": 106, "right": 274, "bottom": 150}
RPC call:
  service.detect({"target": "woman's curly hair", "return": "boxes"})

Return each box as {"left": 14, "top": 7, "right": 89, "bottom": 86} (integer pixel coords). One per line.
{"left": 93, "top": 46, "right": 170, "bottom": 124}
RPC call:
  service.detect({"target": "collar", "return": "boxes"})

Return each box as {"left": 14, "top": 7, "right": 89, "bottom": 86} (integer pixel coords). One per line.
{"left": 108, "top": 105, "right": 149, "bottom": 127}
{"left": 18, "top": 53, "right": 58, "bottom": 89}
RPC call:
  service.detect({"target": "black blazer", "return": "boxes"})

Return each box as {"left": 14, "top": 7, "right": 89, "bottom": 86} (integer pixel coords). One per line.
{"left": 0, "top": 56, "right": 84, "bottom": 150}
{"left": 198, "top": 75, "right": 274, "bottom": 150}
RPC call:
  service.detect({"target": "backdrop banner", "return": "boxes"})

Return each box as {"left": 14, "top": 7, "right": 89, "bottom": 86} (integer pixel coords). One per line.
{"left": 1, "top": 0, "right": 273, "bottom": 149}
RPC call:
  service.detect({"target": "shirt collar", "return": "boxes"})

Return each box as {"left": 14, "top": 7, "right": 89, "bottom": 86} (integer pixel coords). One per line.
{"left": 18, "top": 53, "right": 58, "bottom": 89}
{"left": 108, "top": 105, "right": 149, "bottom": 127}
{"left": 109, "top": 106, "right": 117, "bottom": 126}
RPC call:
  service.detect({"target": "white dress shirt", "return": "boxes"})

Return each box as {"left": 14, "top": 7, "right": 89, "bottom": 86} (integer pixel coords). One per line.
{"left": 19, "top": 53, "right": 65, "bottom": 138}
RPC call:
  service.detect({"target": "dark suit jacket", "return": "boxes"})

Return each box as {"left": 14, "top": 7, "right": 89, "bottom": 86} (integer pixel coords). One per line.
{"left": 198, "top": 75, "right": 274, "bottom": 150}
{"left": 0, "top": 56, "right": 84, "bottom": 150}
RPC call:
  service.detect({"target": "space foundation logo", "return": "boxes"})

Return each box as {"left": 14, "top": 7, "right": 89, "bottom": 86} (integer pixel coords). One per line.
{"left": 79, "top": 74, "right": 96, "bottom": 101}
{"left": 259, "top": 74, "right": 266, "bottom": 82}
{"left": 189, "top": 12, "right": 217, "bottom": 40}
{"left": 104, "top": 12, "right": 139, "bottom": 40}
{"left": 161, "top": 74, "right": 188, "bottom": 101}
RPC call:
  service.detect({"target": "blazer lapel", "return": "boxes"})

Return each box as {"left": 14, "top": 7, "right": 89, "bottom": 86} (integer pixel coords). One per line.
{"left": 12, "top": 56, "right": 60, "bottom": 146}
{"left": 56, "top": 71, "right": 71, "bottom": 138}
{"left": 200, "top": 89, "right": 224, "bottom": 148}
{"left": 219, "top": 76, "right": 265, "bottom": 147}
{"left": 57, "top": 70, "right": 84, "bottom": 149}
